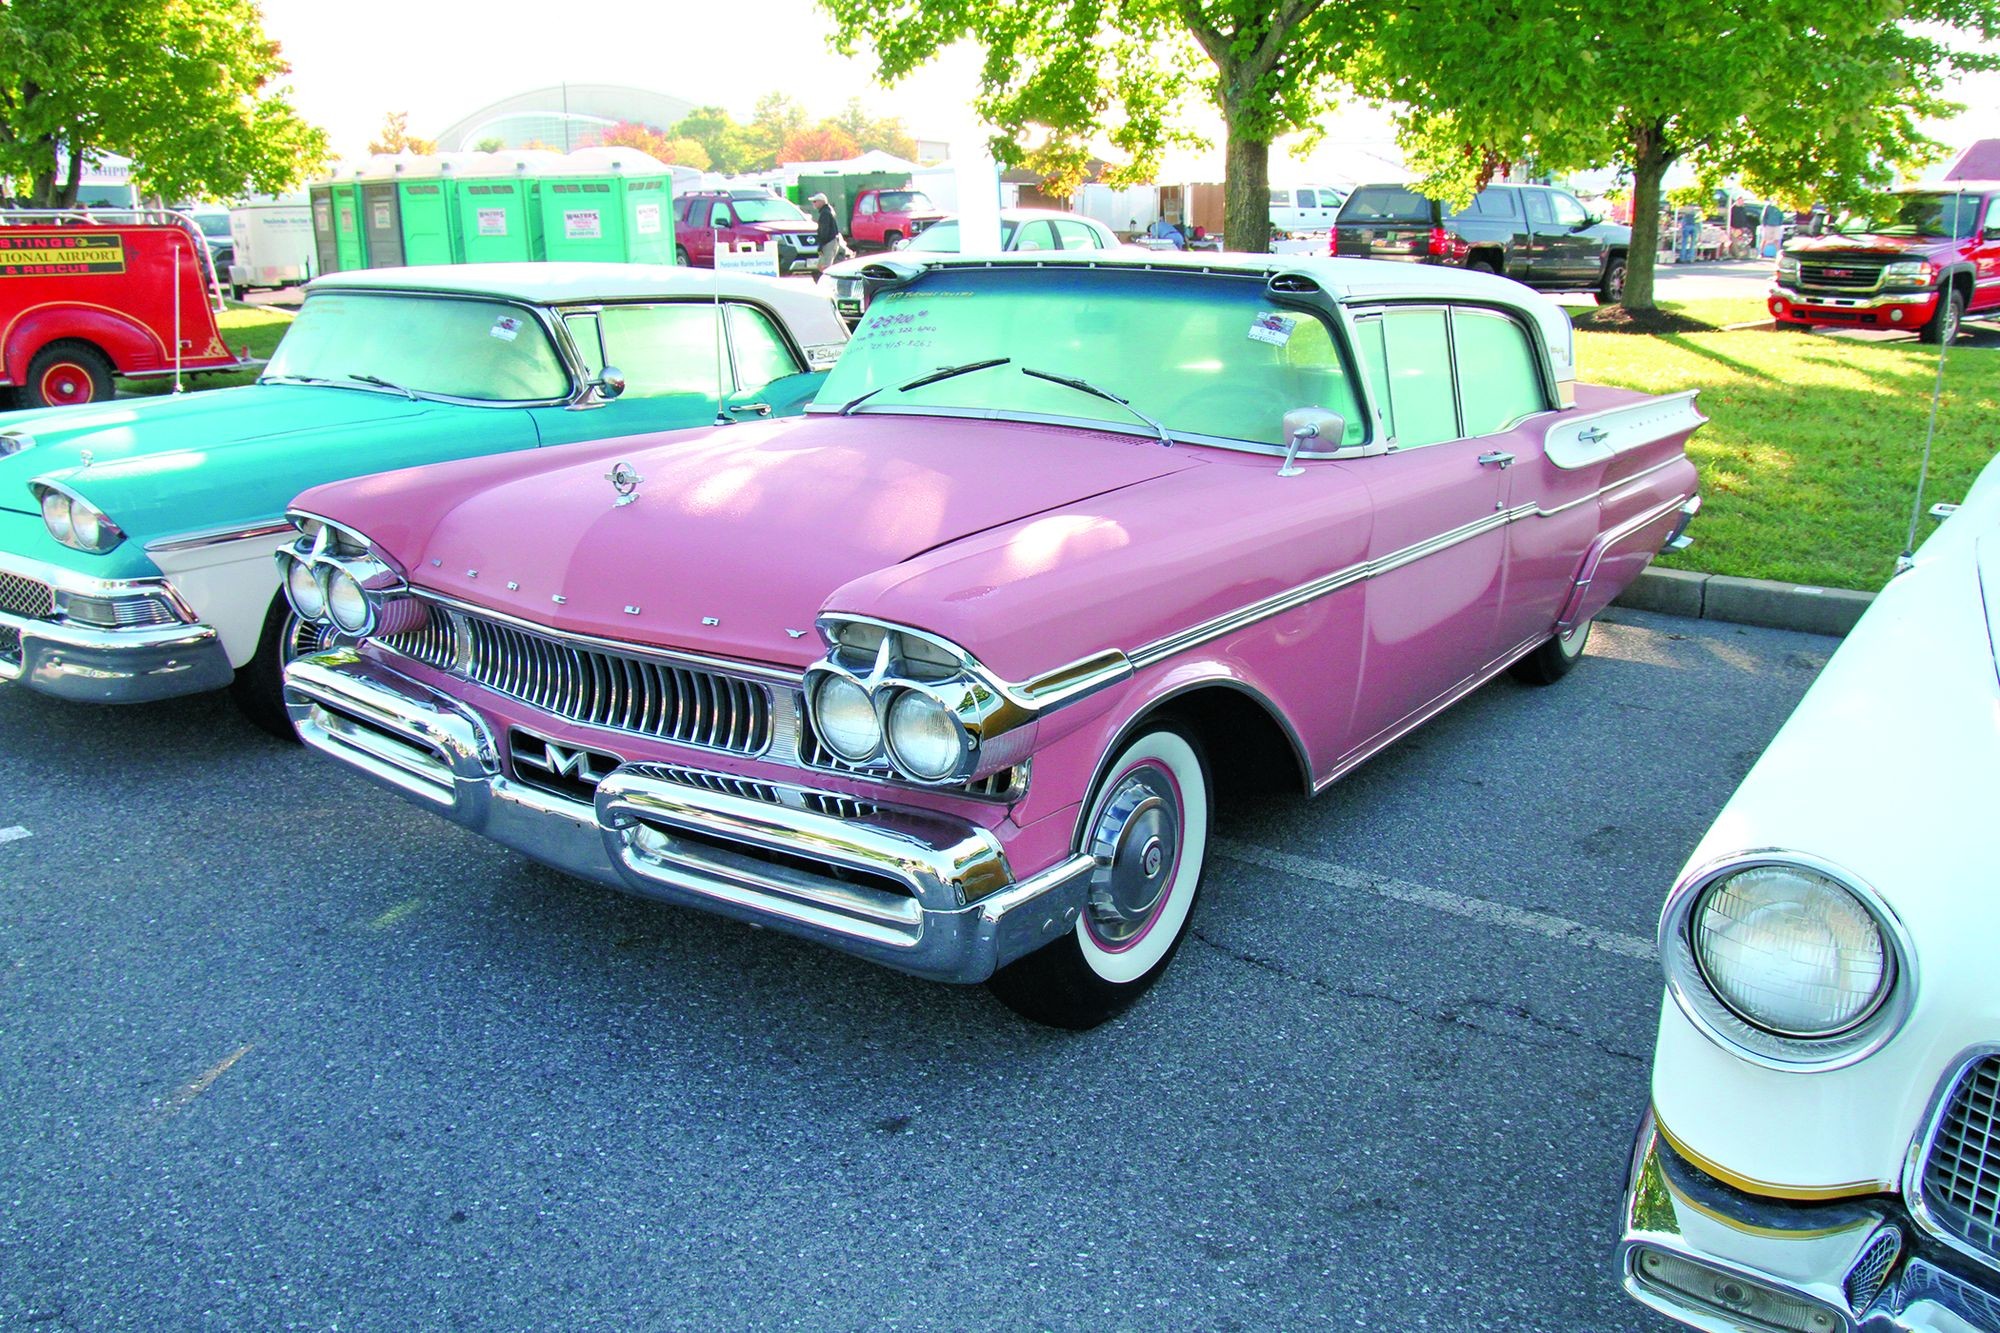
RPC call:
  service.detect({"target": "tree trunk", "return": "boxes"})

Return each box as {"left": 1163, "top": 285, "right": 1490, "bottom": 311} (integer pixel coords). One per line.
{"left": 1624, "top": 123, "right": 1675, "bottom": 312}
{"left": 1223, "top": 111, "right": 1271, "bottom": 255}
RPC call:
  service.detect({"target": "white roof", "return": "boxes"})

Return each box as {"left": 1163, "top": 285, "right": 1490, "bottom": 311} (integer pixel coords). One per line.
{"left": 559, "top": 147, "right": 669, "bottom": 176}
{"left": 307, "top": 263, "right": 850, "bottom": 349}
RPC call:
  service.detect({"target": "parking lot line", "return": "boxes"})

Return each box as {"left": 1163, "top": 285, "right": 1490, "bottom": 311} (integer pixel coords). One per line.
{"left": 0, "top": 825, "right": 30, "bottom": 844}
{"left": 150, "top": 1043, "right": 253, "bottom": 1123}
{"left": 1216, "top": 839, "right": 1659, "bottom": 961}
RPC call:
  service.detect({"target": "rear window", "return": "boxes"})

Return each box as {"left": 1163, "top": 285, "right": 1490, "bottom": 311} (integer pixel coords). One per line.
{"left": 1339, "top": 187, "right": 1438, "bottom": 225}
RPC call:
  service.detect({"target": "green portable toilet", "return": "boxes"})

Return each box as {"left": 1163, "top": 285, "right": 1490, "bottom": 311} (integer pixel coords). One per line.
{"left": 446, "top": 150, "right": 559, "bottom": 264}
{"left": 384, "top": 154, "right": 453, "bottom": 266}
{"left": 538, "top": 149, "right": 676, "bottom": 264}
{"left": 309, "top": 177, "right": 369, "bottom": 273}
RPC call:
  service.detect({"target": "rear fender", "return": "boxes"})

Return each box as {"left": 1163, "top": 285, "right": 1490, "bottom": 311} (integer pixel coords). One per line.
{"left": 4, "top": 305, "right": 162, "bottom": 383}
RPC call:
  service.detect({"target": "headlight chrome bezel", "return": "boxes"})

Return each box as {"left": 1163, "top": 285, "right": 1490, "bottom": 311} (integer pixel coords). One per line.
{"left": 32, "top": 479, "right": 125, "bottom": 553}
{"left": 1660, "top": 850, "right": 1916, "bottom": 1071}
{"left": 277, "top": 511, "right": 410, "bottom": 643}
{"left": 1881, "top": 259, "right": 1937, "bottom": 288}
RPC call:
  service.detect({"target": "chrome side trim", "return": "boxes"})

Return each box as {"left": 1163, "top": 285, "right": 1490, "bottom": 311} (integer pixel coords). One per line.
{"left": 146, "top": 520, "right": 295, "bottom": 555}
{"left": 1544, "top": 390, "right": 1706, "bottom": 471}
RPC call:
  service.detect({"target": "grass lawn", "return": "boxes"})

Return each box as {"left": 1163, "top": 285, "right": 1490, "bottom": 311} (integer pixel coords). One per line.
{"left": 119, "top": 302, "right": 293, "bottom": 397}
{"left": 1576, "top": 299, "right": 1998, "bottom": 592}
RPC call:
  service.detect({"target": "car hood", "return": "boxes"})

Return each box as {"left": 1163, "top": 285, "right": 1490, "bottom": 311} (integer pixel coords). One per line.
{"left": 309, "top": 414, "right": 1205, "bottom": 670}
{"left": 742, "top": 221, "right": 815, "bottom": 237}
{"left": 1783, "top": 232, "right": 1948, "bottom": 257}
{"left": 0, "top": 384, "right": 434, "bottom": 519}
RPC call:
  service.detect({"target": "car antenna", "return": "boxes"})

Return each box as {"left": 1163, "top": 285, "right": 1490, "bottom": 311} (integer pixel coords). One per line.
{"left": 1896, "top": 184, "right": 1967, "bottom": 575}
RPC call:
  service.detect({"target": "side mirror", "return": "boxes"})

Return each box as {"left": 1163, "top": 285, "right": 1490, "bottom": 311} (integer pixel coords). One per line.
{"left": 1278, "top": 407, "right": 1346, "bottom": 476}
{"left": 592, "top": 366, "right": 626, "bottom": 402}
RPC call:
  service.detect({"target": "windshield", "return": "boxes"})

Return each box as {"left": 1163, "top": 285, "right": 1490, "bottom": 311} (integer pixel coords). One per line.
{"left": 1838, "top": 193, "right": 1981, "bottom": 239}
{"left": 266, "top": 292, "right": 570, "bottom": 402}
{"left": 875, "top": 191, "right": 934, "bottom": 214}
{"left": 906, "top": 219, "right": 1023, "bottom": 253}
{"left": 194, "top": 213, "right": 232, "bottom": 238}
{"left": 812, "top": 266, "right": 1367, "bottom": 449}
{"left": 732, "top": 196, "right": 808, "bottom": 223}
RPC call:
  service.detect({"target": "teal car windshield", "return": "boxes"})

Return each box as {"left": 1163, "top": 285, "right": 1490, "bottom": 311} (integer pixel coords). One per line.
{"left": 812, "top": 267, "right": 1366, "bottom": 448}
{"left": 264, "top": 292, "right": 571, "bottom": 402}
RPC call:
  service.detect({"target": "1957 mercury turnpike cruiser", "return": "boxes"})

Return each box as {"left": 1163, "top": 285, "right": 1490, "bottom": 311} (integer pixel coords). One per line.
{"left": 280, "top": 253, "right": 1702, "bottom": 1027}
{"left": 0, "top": 263, "right": 845, "bottom": 735}
{"left": 1620, "top": 452, "right": 2000, "bottom": 1331}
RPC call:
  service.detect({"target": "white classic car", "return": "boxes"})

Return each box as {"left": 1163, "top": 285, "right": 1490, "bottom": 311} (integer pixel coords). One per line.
{"left": 1620, "top": 452, "right": 2000, "bottom": 1330}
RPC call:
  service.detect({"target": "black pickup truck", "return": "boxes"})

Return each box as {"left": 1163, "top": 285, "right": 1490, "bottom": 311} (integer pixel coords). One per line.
{"left": 1333, "top": 183, "right": 1631, "bottom": 303}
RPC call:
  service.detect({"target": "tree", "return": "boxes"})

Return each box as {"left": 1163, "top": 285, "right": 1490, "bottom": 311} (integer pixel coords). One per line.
{"left": 779, "top": 125, "right": 861, "bottom": 164}
{"left": 831, "top": 98, "right": 918, "bottom": 160}
{"left": 367, "top": 111, "right": 435, "bottom": 157}
{"left": 673, "top": 105, "right": 760, "bottom": 175}
{"left": 584, "top": 120, "right": 711, "bottom": 170}
{"left": 819, "top": 0, "right": 1369, "bottom": 250}
{"left": 0, "top": 0, "right": 327, "bottom": 206}
{"left": 472, "top": 136, "right": 507, "bottom": 153}
{"left": 1359, "top": 0, "right": 2000, "bottom": 311}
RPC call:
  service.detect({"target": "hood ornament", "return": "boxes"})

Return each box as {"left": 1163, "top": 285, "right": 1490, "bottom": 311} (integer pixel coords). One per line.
{"left": 606, "top": 461, "right": 643, "bottom": 507}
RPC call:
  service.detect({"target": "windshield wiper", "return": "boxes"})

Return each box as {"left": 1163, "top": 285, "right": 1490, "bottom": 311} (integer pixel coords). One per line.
{"left": 347, "top": 373, "right": 417, "bottom": 400}
{"left": 259, "top": 373, "right": 333, "bottom": 386}
{"left": 1020, "top": 368, "right": 1174, "bottom": 449}
{"left": 840, "top": 357, "right": 1012, "bottom": 416}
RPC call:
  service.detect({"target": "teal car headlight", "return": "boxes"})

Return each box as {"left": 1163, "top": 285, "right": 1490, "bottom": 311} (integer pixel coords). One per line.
{"left": 33, "top": 481, "right": 124, "bottom": 553}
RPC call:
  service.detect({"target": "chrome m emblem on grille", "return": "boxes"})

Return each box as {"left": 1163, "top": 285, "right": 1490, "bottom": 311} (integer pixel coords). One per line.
{"left": 511, "top": 732, "right": 620, "bottom": 789}
{"left": 606, "top": 461, "right": 643, "bottom": 507}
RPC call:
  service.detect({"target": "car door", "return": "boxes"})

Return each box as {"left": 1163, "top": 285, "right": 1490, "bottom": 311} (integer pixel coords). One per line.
{"left": 1341, "top": 305, "right": 1512, "bottom": 752}
{"left": 530, "top": 302, "right": 726, "bottom": 445}
{"left": 1545, "top": 190, "right": 1602, "bottom": 286}
{"left": 1521, "top": 189, "right": 1569, "bottom": 286}
{"left": 682, "top": 199, "right": 715, "bottom": 265}
{"left": 1973, "top": 194, "right": 2000, "bottom": 315}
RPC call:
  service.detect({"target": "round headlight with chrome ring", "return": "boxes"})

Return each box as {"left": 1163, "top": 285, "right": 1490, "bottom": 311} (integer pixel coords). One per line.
{"left": 1661, "top": 851, "right": 1913, "bottom": 1070}
{"left": 40, "top": 488, "right": 73, "bottom": 543}
{"left": 885, "top": 687, "right": 971, "bottom": 782}
{"left": 812, "top": 673, "right": 881, "bottom": 762}
{"left": 284, "top": 555, "right": 327, "bottom": 621}
{"left": 324, "top": 566, "right": 371, "bottom": 635}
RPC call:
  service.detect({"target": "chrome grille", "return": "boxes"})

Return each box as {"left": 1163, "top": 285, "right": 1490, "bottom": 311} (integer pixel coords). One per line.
{"left": 0, "top": 624, "right": 19, "bottom": 663}
{"left": 1843, "top": 1229, "right": 1900, "bottom": 1311}
{"left": 1798, "top": 258, "right": 1885, "bottom": 291}
{"left": 0, "top": 569, "right": 55, "bottom": 621}
{"left": 379, "top": 605, "right": 772, "bottom": 756}
{"left": 1921, "top": 1056, "right": 2000, "bottom": 1259}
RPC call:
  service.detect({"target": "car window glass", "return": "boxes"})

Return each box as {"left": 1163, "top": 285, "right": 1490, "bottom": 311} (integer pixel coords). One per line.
{"left": 687, "top": 199, "right": 712, "bottom": 228}
{"left": 729, "top": 197, "right": 808, "bottom": 223}
{"left": 726, "top": 304, "right": 803, "bottom": 394}
{"left": 1471, "top": 188, "right": 1517, "bottom": 218}
{"left": 1451, "top": 308, "right": 1545, "bottom": 435}
{"left": 563, "top": 313, "right": 605, "bottom": 377}
{"left": 599, "top": 304, "right": 724, "bottom": 398}
{"left": 1014, "top": 220, "right": 1059, "bottom": 252}
{"left": 1523, "top": 191, "right": 1554, "bottom": 224}
{"left": 1350, "top": 315, "right": 1394, "bottom": 441}
{"left": 267, "top": 293, "right": 569, "bottom": 402}
{"left": 1550, "top": 192, "right": 1590, "bottom": 226}
{"left": 817, "top": 267, "right": 1368, "bottom": 449}
{"left": 1269, "top": 189, "right": 1289, "bottom": 207}
{"left": 1379, "top": 308, "right": 1458, "bottom": 448}
{"left": 1340, "top": 186, "right": 1433, "bottom": 225}
{"left": 1052, "top": 219, "right": 1101, "bottom": 250}
{"left": 858, "top": 195, "right": 877, "bottom": 215}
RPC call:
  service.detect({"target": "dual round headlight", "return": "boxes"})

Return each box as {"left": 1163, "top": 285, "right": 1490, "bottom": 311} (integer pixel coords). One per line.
{"left": 285, "top": 556, "right": 326, "bottom": 620}
{"left": 281, "top": 554, "right": 374, "bottom": 636}
{"left": 324, "top": 566, "right": 370, "bottom": 634}
{"left": 39, "top": 486, "right": 122, "bottom": 553}
{"left": 810, "top": 674, "right": 970, "bottom": 783}
{"left": 1667, "top": 856, "right": 1907, "bottom": 1068}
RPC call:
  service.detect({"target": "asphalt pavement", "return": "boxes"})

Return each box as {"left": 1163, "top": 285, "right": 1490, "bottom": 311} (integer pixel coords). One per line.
{"left": 0, "top": 608, "right": 1839, "bottom": 1331}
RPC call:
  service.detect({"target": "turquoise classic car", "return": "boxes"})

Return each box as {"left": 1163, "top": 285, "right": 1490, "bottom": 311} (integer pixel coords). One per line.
{"left": 0, "top": 263, "right": 848, "bottom": 734}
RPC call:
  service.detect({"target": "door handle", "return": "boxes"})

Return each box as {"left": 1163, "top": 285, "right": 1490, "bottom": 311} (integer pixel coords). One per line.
{"left": 1477, "top": 450, "right": 1515, "bottom": 469}
{"left": 727, "top": 402, "right": 772, "bottom": 417}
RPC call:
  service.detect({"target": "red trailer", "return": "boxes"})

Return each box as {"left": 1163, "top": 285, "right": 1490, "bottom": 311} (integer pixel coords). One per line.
{"left": 0, "top": 208, "right": 251, "bottom": 408}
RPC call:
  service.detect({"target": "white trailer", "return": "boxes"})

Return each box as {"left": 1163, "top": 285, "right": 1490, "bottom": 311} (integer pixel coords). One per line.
{"left": 228, "top": 195, "right": 314, "bottom": 297}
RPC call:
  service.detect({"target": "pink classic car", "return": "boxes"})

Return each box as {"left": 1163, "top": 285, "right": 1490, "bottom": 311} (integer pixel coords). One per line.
{"left": 279, "top": 254, "right": 1702, "bottom": 1028}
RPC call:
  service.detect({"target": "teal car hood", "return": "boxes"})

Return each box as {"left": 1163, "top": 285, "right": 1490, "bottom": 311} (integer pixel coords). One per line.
{"left": 0, "top": 385, "right": 438, "bottom": 522}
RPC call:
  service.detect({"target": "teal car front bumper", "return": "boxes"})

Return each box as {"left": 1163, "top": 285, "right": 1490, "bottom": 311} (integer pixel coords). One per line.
{"left": 0, "top": 553, "right": 232, "bottom": 704}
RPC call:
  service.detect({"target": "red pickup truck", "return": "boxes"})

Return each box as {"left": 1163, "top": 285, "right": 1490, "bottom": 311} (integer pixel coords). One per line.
{"left": 847, "top": 188, "right": 943, "bottom": 251}
{"left": 1769, "top": 184, "right": 2000, "bottom": 343}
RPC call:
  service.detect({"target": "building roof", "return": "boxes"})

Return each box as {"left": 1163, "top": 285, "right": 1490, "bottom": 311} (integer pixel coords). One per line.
{"left": 433, "top": 84, "right": 699, "bottom": 153}
{"left": 307, "top": 263, "right": 850, "bottom": 350}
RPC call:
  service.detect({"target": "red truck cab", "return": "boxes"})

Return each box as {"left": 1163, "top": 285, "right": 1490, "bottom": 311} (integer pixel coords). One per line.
{"left": 672, "top": 191, "right": 822, "bottom": 275}
{"left": 0, "top": 209, "right": 247, "bottom": 407}
{"left": 1770, "top": 184, "right": 2000, "bottom": 343}
{"left": 848, "top": 188, "right": 942, "bottom": 251}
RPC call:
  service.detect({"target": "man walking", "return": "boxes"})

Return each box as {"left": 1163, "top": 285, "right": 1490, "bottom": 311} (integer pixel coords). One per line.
{"left": 811, "top": 193, "right": 853, "bottom": 274}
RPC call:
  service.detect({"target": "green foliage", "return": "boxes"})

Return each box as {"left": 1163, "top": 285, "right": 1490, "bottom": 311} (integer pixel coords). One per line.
{"left": 472, "top": 137, "right": 506, "bottom": 154}
{"left": 816, "top": 0, "right": 1372, "bottom": 250}
{"left": 0, "top": 0, "right": 328, "bottom": 206}
{"left": 672, "top": 97, "right": 923, "bottom": 173}
{"left": 367, "top": 111, "right": 434, "bottom": 157}
{"left": 1356, "top": 0, "right": 1999, "bottom": 309}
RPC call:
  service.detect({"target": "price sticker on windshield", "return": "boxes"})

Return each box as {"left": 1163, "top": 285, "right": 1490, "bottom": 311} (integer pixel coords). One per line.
{"left": 490, "top": 315, "right": 522, "bottom": 342}
{"left": 1248, "top": 312, "right": 1297, "bottom": 345}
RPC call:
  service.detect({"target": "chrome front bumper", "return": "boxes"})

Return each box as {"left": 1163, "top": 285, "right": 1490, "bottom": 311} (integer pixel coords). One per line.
{"left": 1621, "top": 1110, "right": 2000, "bottom": 1333}
{"left": 283, "top": 651, "right": 1095, "bottom": 984}
{"left": 1771, "top": 283, "right": 1940, "bottom": 313}
{"left": 0, "top": 606, "right": 232, "bottom": 703}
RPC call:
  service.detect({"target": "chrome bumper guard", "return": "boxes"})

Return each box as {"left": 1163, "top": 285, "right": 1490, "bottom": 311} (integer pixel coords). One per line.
{"left": 1621, "top": 1110, "right": 2000, "bottom": 1333}
{"left": 0, "top": 604, "right": 231, "bottom": 703}
{"left": 284, "top": 651, "right": 1094, "bottom": 984}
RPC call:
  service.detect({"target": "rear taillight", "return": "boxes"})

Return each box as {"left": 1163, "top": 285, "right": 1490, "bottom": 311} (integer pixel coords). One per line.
{"left": 1427, "top": 226, "right": 1450, "bottom": 257}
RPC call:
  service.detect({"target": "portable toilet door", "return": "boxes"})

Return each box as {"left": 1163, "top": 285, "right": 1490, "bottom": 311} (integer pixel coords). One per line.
{"left": 330, "top": 182, "right": 368, "bottom": 271}
{"left": 361, "top": 179, "right": 405, "bottom": 267}
{"left": 542, "top": 149, "right": 672, "bottom": 263}
{"left": 447, "top": 150, "right": 558, "bottom": 263}
{"left": 386, "top": 155, "right": 451, "bottom": 265}
{"left": 539, "top": 177, "right": 622, "bottom": 262}
{"left": 309, "top": 183, "right": 342, "bottom": 274}
{"left": 624, "top": 178, "right": 674, "bottom": 263}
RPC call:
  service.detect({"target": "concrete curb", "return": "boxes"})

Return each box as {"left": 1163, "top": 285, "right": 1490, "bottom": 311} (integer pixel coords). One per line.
{"left": 1613, "top": 567, "right": 1874, "bottom": 637}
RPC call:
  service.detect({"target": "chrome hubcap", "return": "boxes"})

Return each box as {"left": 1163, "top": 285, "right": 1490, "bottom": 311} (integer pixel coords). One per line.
{"left": 1085, "top": 768, "right": 1179, "bottom": 947}
{"left": 285, "top": 612, "right": 334, "bottom": 661}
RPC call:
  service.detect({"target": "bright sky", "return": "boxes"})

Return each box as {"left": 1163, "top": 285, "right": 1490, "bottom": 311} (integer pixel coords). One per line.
{"left": 259, "top": 0, "right": 1997, "bottom": 186}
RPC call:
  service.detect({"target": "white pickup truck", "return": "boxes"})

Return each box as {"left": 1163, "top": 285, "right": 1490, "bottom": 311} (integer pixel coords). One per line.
{"left": 1268, "top": 184, "right": 1346, "bottom": 251}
